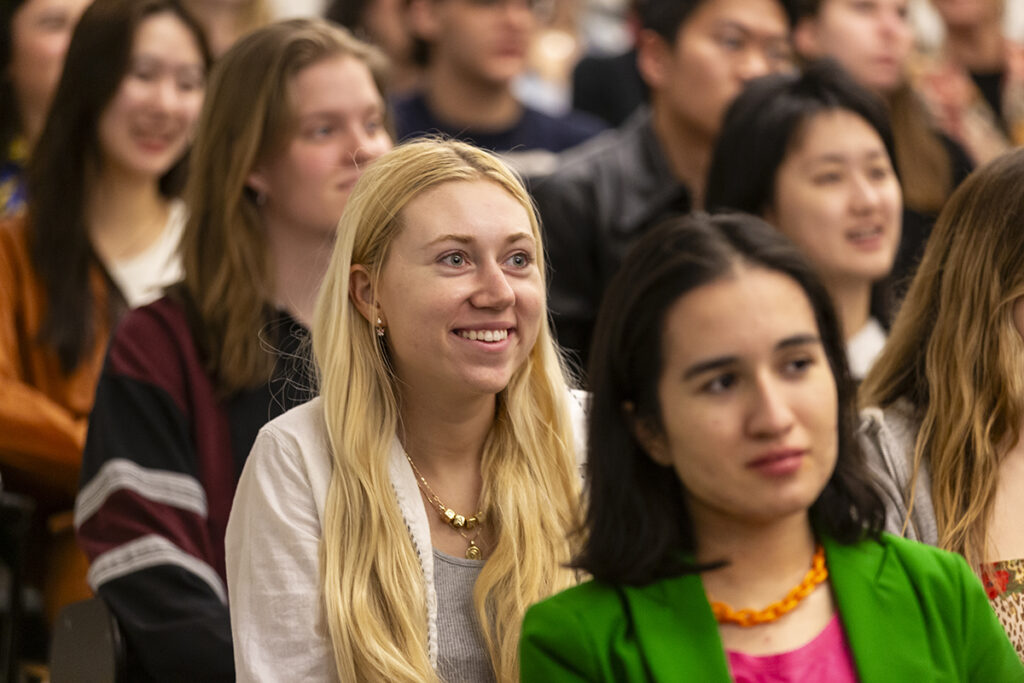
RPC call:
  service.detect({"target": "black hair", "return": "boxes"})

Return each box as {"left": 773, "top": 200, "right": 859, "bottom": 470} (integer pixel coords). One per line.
{"left": 27, "top": 0, "right": 211, "bottom": 373}
{"left": 636, "top": 0, "right": 797, "bottom": 43}
{"left": 706, "top": 59, "right": 894, "bottom": 216}
{"left": 575, "top": 211, "right": 885, "bottom": 585}
{"left": 0, "top": 0, "right": 28, "bottom": 156}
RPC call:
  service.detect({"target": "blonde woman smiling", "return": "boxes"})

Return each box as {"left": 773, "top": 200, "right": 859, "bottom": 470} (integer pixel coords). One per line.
{"left": 226, "top": 139, "right": 585, "bottom": 682}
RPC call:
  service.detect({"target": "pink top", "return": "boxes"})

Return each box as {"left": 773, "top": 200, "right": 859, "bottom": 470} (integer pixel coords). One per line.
{"left": 726, "top": 615, "right": 859, "bottom": 683}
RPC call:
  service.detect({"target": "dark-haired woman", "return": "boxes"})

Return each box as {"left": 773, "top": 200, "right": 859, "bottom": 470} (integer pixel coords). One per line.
{"left": 792, "top": 0, "right": 973, "bottom": 288}
{"left": 519, "top": 212, "right": 1021, "bottom": 681}
{"left": 0, "top": 0, "right": 92, "bottom": 217}
{"left": 707, "top": 61, "right": 901, "bottom": 378}
{"left": 0, "top": 0, "right": 207, "bottom": 621}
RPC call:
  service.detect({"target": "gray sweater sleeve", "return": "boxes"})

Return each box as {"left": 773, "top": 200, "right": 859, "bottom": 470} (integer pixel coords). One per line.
{"left": 857, "top": 403, "right": 939, "bottom": 545}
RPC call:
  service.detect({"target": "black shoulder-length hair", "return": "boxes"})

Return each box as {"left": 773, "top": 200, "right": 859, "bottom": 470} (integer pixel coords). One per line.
{"left": 26, "top": 0, "right": 210, "bottom": 374}
{"left": 574, "top": 212, "right": 885, "bottom": 586}
{"left": 0, "top": 0, "right": 28, "bottom": 157}
{"left": 705, "top": 58, "right": 895, "bottom": 217}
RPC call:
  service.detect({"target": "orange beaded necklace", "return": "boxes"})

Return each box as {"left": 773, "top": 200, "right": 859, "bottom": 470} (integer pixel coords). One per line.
{"left": 710, "top": 544, "right": 828, "bottom": 627}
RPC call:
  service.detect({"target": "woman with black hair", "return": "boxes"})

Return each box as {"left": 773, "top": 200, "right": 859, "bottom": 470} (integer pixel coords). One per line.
{"left": 0, "top": 0, "right": 91, "bottom": 217}
{"left": 0, "top": 0, "right": 208, "bottom": 621}
{"left": 520, "top": 212, "right": 1021, "bottom": 681}
{"left": 706, "top": 60, "right": 902, "bottom": 378}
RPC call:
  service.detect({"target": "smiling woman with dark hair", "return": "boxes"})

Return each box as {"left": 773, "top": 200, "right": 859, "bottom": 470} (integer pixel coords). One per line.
{"left": 519, "top": 212, "right": 1021, "bottom": 681}
{"left": 0, "top": 0, "right": 209, "bottom": 624}
{"left": 707, "top": 60, "right": 902, "bottom": 378}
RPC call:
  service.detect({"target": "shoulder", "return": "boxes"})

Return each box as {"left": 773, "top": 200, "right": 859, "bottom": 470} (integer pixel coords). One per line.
{"left": 391, "top": 92, "right": 437, "bottom": 140}
{"left": 858, "top": 399, "right": 919, "bottom": 465}
{"left": 250, "top": 397, "right": 331, "bottom": 483}
{"left": 0, "top": 216, "right": 34, "bottom": 292}
{"left": 532, "top": 109, "right": 652, "bottom": 194}
{"left": 518, "top": 106, "right": 607, "bottom": 151}
{"left": 524, "top": 578, "right": 627, "bottom": 639}
{"left": 105, "top": 297, "right": 200, "bottom": 395}
{"left": 877, "top": 533, "right": 971, "bottom": 578}
{"left": 0, "top": 215, "right": 30, "bottom": 268}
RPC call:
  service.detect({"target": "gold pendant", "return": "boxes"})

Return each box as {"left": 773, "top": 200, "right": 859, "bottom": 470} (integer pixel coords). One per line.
{"left": 465, "top": 541, "right": 482, "bottom": 560}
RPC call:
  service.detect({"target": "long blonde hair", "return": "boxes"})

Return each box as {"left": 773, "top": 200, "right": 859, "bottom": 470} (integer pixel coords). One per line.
{"left": 311, "top": 139, "right": 581, "bottom": 682}
{"left": 180, "top": 19, "right": 386, "bottom": 395}
{"left": 861, "top": 148, "right": 1024, "bottom": 568}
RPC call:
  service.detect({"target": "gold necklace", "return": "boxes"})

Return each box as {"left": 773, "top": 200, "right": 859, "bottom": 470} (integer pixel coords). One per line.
{"left": 404, "top": 453, "right": 485, "bottom": 560}
{"left": 710, "top": 544, "right": 828, "bottom": 627}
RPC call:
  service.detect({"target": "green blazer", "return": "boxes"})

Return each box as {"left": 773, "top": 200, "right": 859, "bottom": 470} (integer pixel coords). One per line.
{"left": 520, "top": 534, "right": 1023, "bottom": 682}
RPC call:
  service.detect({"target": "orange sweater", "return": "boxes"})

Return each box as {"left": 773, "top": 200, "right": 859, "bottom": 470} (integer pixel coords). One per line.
{"left": 0, "top": 218, "right": 109, "bottom": 500}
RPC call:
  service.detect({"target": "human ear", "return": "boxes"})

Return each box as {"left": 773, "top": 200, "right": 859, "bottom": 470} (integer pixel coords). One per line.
{"left": 246, "top": 166, "right": 270, "bottom": 199}
{"left": 349, "top": 264, "right": 378, "bottom": 324}
{"left": 636, "top": 29, "right": 672, "bottom": 91}
{"left": 627, "top": 406, "right": 673, "bottom": 468}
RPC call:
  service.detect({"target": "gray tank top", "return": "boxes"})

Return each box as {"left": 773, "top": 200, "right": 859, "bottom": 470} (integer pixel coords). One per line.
{"left": 433, "top": 548, "right": 496, "bottom": 683}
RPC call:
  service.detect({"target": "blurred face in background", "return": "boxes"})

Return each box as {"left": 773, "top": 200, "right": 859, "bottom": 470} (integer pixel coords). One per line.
{"left": 640, "top": 0, "right": 793, "bottom": 142}
{"left": 95, "top": 10, "right": 205, "bottom": 181}
{"left": 931, "top": 0, "right": 1003, "bottom": 31}
{"left": 411, "top": 0, "right": 536, "bottom": 87}
{"left": 247, "top": 55, "right": 393, "bottom": 239}
{"left": 8, "top": 0, "right": 92, "bottom": 140}
{"left": 794, "top": 0, "right": 913, "bottom": 94}
{"left": 765, "top": 109, "right": 902, "bottom": 291}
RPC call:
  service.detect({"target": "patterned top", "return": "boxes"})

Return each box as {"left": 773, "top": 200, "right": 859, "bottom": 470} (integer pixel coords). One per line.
{"left": 981, "top": 558, "right": 1024, "bottom": 660}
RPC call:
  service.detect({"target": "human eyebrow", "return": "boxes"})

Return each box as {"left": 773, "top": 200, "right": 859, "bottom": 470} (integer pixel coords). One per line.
{"left": 427, "top": 234, "right": 473, "bottom": 246}
{"left": 776, "top": 334, "right": 821, "bottom": 351}
{"left": 506, "top": 232, "right": 535, "bottom": 245}
{"left": 683, "top": 356, "right": 738, "bottom": 381}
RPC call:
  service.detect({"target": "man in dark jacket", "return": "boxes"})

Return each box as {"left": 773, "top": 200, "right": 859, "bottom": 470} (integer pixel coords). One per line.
{"left": 532, "top": 0, "right": 795, "bottom": 371}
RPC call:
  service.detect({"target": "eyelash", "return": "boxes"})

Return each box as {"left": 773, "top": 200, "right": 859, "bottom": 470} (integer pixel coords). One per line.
{"left": 700, "top": 356, "right": 815, "bottom": 393}
{"left": 438, "top": 250, "right": 534, "bottom": 268}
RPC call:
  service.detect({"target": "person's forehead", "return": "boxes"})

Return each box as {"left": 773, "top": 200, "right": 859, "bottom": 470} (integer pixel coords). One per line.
{"left": 679, "top": 0, "right": 790, "bottom": 35}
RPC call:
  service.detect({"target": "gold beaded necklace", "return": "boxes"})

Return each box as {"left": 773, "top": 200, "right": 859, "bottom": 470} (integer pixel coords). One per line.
{"left": 710, "top": 544, "right": 828, "bottom": 627}
{"left": 404, "top": 453, "right": 485, "bottom": 560}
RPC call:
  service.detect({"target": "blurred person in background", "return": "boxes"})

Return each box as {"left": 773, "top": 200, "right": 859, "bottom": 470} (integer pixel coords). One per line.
{"left": 0, "top": 0, "right": 208, "bottom": 634}
{"left": 793, "top": 0, "right": 973, "bottom": 292}
{"left": 0, "top": 0, "right": 92, "bottom": 216}
{"left": 394, "top": 0, "right": 605, "bottom": 164}
{"left": 531, "top": 0, "right": 795, "bottom": 372}
{"left": 181, "top": 0, "right": 270, "bottom": 56}
{"left": 75, "top": 19, "right": 391, "bottom": 680}
{"left": 707, "top": 61, "right": 903, "bottom": 378}
{"left": 909, "top": 0, "right": 1024, "bottom": 165}
{"left": 326, "top": 0, "right": 423, "bottom": 94}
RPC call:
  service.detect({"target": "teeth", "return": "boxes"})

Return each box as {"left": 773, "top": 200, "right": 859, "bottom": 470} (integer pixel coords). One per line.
{"left": 459, "top": 329, "right": 509, "bottom": 342}
{"left": 849, "top": 226, "right": 882, "bottom": 240}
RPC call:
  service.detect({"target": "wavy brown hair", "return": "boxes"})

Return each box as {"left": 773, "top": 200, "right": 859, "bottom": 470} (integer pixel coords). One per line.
{"left": 180, "top": 18, "right": 387, "bottom": 394}
{"left": 860, "top": 148, "right": 1024, "bottom": 568}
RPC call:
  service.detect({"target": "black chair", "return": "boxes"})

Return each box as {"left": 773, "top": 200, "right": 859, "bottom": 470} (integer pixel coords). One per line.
{"left": 0, "top": 490, "right": 35, "bottom": 682}
{"left": 49, "top": 597, "right": 126, "bottom": 683}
